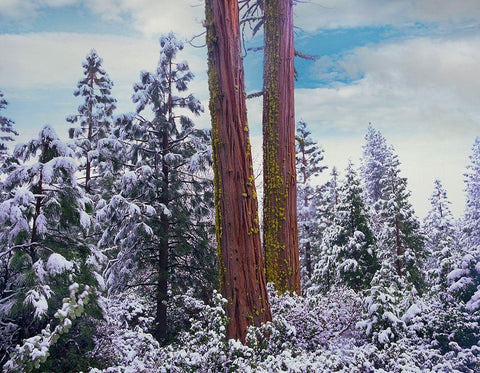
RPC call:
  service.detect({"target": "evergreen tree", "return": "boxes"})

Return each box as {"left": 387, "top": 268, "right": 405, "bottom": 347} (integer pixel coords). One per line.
{"left": 359, "top": 135, "right": 425, "bottom": 347}
{"left": 423, "top": 179, "right": 458, "bottom": 292}
{"left": 309, "top": 162, "right": 378, "bottom": 294}
{"left": 99, "top": 34, "right": 216, "bottom": 343}
{"left": 448, "top": 137, "right": 480, "bottom": 313}
{"left": 295, "top": 121, "right": 326, "bottom": 284}
{"left": 0, "top": 126, "right": 98, "bottom": 368}
{"left": 335, "top": 161, "right": 379, "bottom": 291}
{"left": 0, "top": 91, "right": 18, "bottom": 167}
{"left": 67, "top": 49, "right": 117, "bottom": 195}
{"left": 308, "top": 167, "right": 341, "bottom": 294}
{"left": 376, "top": 148, "right": 425, "bottom": 292}
{"left": 361, "top": 124, "right": 389, "bottom": 205}
{"left": 463, "top": 137, "right": 480, "bottom": 251}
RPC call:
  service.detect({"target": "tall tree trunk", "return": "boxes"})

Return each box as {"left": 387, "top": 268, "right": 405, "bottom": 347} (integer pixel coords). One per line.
{"left": 154, "top": 130, "right": 170, "bottom": 344}
{"left": 85, "top": 72, "right": 94, "bottom": 193}
{"left": 263, "top": 0, "right": 300, "bottom": 294}
{"left": 205, "top": 0, "right": 272, "bottom": 343}
{"left": 155, "top": 65, "right": 174, "bottom": 343}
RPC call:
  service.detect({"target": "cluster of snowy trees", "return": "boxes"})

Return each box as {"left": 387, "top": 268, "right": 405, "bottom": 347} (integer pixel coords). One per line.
{"left": 0, "top": 25, "right": 479, "bottom": 373}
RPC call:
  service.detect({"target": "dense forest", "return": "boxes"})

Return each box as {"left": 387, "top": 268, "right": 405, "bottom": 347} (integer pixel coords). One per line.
{"left": 1, "top": 1, "right": 479, "bottom": 372}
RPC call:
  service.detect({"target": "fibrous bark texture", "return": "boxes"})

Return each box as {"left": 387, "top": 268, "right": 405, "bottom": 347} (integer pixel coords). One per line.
{"left": 262, "top": 0, "right": 300, "bottom": 294}
{"left": 205, "top": 0, "right": 272, "bottom": 343}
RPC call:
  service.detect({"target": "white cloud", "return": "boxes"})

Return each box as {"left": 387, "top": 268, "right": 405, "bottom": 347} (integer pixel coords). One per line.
{"left": 84, "top": 0, "right": 205, "bottom": 38}
{"left": 0, "top": 0, "right": 77, "bottom": 19}
{"left": 296, "top": 35, "right": 480, "bottom": 217}
{"left": 294, "top": 0, "right": 480, "bottom": 32}
{"left": 0, "top": 31, "right": 210, "bottom": 148}
{"left": 0, "top": 31, "right": 208, "bottom": 99}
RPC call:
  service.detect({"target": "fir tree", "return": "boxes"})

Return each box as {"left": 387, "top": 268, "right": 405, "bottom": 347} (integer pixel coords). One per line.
{"left": 99, "top": 34, "right": 216, "bottom": 343}
{"left": 67, "top": 49, "right": 117, "bottom": 195}
{"left": 448, "top": 137, "right": 480, "bottom": 313}
{"left": 335, "top": 161, "right": 379, "bottom": 291}
{"left": 463, "top": 137, "right": 480, "bottom": 251}
{"left": 359, "top": 136, "right": 425, "bottom": 347}
{"left": 0, "top": 91, "right": 18, "bottom": 167}
{"left": 423, "top": 179, "right": 458, "bottom": 292}
{"left": 361, "top": 124, "right": 389, "bottom": 205}
{"left": 295, "top": 120, "right": 326, "bottom": 284}
{"left": 308, "top": 167, "right": 341, "bottom": 294}
{"left": 310, "top": 162, "right": 378, "bottom": 294}
{"left": 376, "top": 148, "right": 425, "bottom": 292}
{"left": 0, "top": 126, "right": 98, "bottom": 368}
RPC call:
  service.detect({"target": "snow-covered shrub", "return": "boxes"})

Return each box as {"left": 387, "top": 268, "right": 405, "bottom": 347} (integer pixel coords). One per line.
{"left": 260, "top": 284, "right": 362, "bottom": 352}
{"left": 88, "top": 291, "right": 160, "bottom": 372}
{"left": 4, "top": 284, "right": 93, "bottom": 372}
{"left": 162, "top": 290, "right": 244, "bottom": 372}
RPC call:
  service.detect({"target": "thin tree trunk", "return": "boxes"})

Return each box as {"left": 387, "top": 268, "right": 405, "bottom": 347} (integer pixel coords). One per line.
{"left": 155, "top": 209, "right": 169, "bottom": 343}
{"left": 205, "top": 0, "right": 272, "bottom": 343}
{"left": 31, "top": 171, "right": 43, "bottom": 254}
{"left": 263, "top": 0, "right": 300, "bottom": 294}
{"left": 85, "top": 72, "right": 94, "bottom": 193}
{"left": 395, "top": 216, "right": 403, "bottom": 278}
{"left": 155, "top": 62, "right": 175, "bottom": 343}
{"left": 305, "top": 235, "right": 312, "bottom": 279}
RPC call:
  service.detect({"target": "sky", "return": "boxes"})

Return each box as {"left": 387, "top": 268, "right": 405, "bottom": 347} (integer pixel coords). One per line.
{"left": 0, "top": 0, "right": 479, "bottom": 219}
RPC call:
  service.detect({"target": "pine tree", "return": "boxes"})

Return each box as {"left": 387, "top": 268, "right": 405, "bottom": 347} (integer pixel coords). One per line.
{"left": 0, "top": 126, "right": 97, "bottom": 367}
{"left": 423, "top": 179, "right": 457, "bottom": 292}
{"left": 263, "top": 0, "right": 300, "bottom": 295}
{"left": 205, "top": 0, "right": 272, "bottom": 343}
{"left": 67, "top": 50, "right": 117, "bottom": 195}
{"left": 295, "top": 121, "right": 326, "bottom": 283}
{"left": 99, "top": 34, "right": 216, "bottom": 343}
{"left": 0, "top": 91, "right": 18, "bottom": 166}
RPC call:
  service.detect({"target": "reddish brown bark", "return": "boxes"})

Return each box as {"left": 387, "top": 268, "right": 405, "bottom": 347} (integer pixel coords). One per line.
{"left": 263, "top": 0, "right": 300, "bottom": 294}
{"left": 205, "top": 0, "right": 272, "bottom": 343}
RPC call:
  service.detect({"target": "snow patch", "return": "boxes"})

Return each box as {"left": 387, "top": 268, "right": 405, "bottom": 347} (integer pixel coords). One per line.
{"left": 46, "top": 253, "right": 73, "bottom": 275}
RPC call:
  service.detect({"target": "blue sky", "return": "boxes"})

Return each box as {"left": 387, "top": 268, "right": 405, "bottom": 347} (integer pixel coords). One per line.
{"left": 1, "top": 0, "right": 479, "bottom": 218}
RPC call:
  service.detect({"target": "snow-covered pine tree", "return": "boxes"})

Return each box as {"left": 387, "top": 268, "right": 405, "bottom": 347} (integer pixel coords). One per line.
{"left": 0, "top": 125, "right": 98, "bottom": 370}
{"left": 295, "top": 120, "right": 327, "bottom": 285}
{"left": 335, "top": 161, "right": 379, "bottom": 291}
{"left": 67, "top": 49, "right": 117, "bottom": 196}
{"left": 0, "top": 91, "right": 18, "bottom": 167}
{"left": 423, "top": 179, "right": 458, "bottom": 293}
{"left": 98, "top": 33, "right": 216, "bottom": 343}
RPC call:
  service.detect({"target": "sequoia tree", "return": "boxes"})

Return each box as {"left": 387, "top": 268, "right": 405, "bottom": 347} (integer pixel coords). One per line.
{"left": 205, "top": 0, "right": 271, "bottom": 342}
{"left": 262, "top": 0, "right": 300, "bottom": 294}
